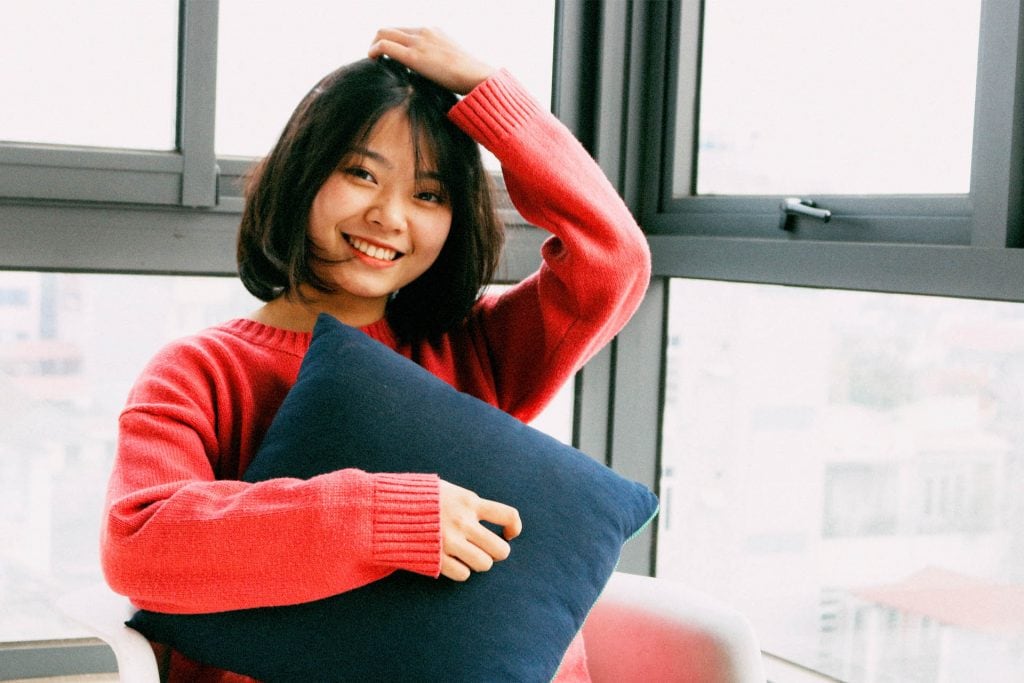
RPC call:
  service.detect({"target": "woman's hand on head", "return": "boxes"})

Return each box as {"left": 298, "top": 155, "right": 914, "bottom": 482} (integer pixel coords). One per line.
{"left": 438, "top": 480, "right": 522, "bottom": 582}
{"left": 368, "top": 27, "right": 496, "bottom": 96}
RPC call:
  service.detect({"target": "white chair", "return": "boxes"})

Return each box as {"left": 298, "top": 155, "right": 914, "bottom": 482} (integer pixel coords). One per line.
{"left": 58, "top": 572, "right": 765, "bottom": 682}
{"left": 56, "top": 582, "right": 161, "bottom": 682}
{"left": 583, "top": 572, "right": 766, "bottom": 682}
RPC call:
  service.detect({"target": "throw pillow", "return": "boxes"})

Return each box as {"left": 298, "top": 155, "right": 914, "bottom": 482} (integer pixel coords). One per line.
{"left": 129, "top": 313, "right": 658, "bottom": 682}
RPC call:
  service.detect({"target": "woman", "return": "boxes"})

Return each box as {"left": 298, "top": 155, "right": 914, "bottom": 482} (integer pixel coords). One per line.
{"left": 102, "top": 28, "right": 650, "bottom": 681}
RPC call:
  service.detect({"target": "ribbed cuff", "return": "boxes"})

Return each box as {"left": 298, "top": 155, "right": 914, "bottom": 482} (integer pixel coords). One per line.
{"left": 448, "top": 69, "right": 542, "bottom": 149}
{"left": 371, "top": 473, "right": 442, "bottom": 577}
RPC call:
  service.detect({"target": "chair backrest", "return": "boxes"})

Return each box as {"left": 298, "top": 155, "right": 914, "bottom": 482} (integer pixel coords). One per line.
{"left": 57, "top": 583, "right": 160, "bottom": 683}
{"left": 584, "top": 572, "right": 766, "bottom": 683}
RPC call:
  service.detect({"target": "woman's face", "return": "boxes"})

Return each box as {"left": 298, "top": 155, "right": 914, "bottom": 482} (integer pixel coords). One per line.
{"left": 306, "top": 108, "right": 453, "bottom": 317}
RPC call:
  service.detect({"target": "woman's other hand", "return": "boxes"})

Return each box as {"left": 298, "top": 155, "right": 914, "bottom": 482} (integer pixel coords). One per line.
{"left": 438, "top": 480, "right": 522, "bottom": 581}
{"left": 368, "top": 27, "right": 496, "bottom": 95}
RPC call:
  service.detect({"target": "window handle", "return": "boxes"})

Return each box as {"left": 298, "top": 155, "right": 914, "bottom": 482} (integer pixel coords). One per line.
{"left": 779, "top": 197, "right": 832, "bottom": 231}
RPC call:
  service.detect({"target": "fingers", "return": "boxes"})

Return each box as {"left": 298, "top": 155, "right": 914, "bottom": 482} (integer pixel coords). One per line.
{"left": 366, "top": 28, "right": 417, "bottom": 65}
{"left": 445, "top": 526, "right": 505, "bottom": 575}
{"left": 479, "top": 498, "right": 523, "bottom": 541}
{"left": 441, "top": 555, "right": 471, "bottom": 582}
{"left": 368, "top": 27, "right": 420, "bottom": 52}
{"left": 368, "top": 27, "right": 437, "bottom": 62}
{"left": 438, "top": 481, "right": 521, "bottom": 581}
{"left": 367, "top": 27, "right": 495, "bottom": 95}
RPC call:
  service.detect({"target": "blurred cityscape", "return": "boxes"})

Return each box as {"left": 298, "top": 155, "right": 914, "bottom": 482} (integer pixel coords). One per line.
{"left": 658, "top": 279, "right": 1024, "bottom": 682}
{"left": 0, "top": 271, "right": 260, "bottom": 641}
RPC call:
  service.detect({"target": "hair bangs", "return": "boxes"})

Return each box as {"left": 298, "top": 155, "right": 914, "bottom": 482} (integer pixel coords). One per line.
{"left": 238, "top": 57, "right": 504, "bottom": 344}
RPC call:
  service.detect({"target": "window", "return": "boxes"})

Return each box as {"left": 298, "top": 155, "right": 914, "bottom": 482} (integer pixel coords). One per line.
{"left": 0, "top": 272, "right": 261, "bottom": 642}
{"left": 687, "top": 0, "right": 979, "bottom": 196}
{"left": 213, "top": 0, "right": 556, "bottom": 209}
{"left": 216, "top": 0, "right": 555, "bottom": 160}
{"left": 0, "top": 0, "right": 179, "bottom": 150}
{"left": 658, "top": 278, "right": 1024, "bottom": 682}
{"left": 642, "top": 0, "right": 1023, "bottom": 254}
{"left": 0, "top": 0, "right": 213, "bottom": 208}
{"left": 574, "top": 3, "right": 1024, "bottom": 679}
{"left": 209, "top": 2, "right": 559, "bottom": 301}
{"left": 0, "top": 0, "right": 558, "bottom": 273}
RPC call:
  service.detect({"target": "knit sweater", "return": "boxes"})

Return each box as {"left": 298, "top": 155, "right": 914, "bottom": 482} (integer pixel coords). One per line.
{"left": 101, "top": 70, "right": 650, "bottom": 682}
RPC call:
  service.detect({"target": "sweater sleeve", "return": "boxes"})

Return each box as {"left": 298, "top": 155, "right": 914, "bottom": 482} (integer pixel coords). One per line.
{"left": 101, "top": 339, "right": 442, "bottom": 614}
{"left": 448, "top": 70, "right": 651, "bottom": 422}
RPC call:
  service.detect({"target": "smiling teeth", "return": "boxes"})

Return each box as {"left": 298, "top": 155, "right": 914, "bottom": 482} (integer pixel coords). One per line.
{"left": 347, "top": 236, "right": 398, "bottom": 261}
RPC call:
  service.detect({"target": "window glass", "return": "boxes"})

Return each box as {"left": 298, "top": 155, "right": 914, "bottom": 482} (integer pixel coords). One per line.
{"left": 1, "top": 272, "right": 571, "bottom": 642}
{"left": 0, "top": 272, "right": 260, "bottom": 642}
{"left": 216, "top": 0, "right": 556, "bottom": 164}
{"left": 0, "top": 0, "right": 178, "bottom": 150}
{"left": 677, "top": 0, "right": 981, "bottom": 196}
{"left": 659, "top": 279, "right": 1024, "bottom": 682}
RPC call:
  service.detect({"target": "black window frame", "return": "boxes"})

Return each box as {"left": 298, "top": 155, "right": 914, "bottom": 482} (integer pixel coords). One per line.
{"left": 635, "top": 0, "right": 1024, "bottom": 303}
{"left": 600, "top": 0, "right": 1024, "bottom": 678}
{"left": 0, "top": 0, "right": 218, "bottom": 210}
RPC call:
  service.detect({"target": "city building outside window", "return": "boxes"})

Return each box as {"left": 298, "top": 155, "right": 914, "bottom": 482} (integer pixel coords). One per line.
{"left": 658, "top": 278, "right": 1024, "bottom": 682}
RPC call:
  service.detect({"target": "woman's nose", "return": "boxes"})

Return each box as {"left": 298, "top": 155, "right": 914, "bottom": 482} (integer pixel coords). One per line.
{"left": 367, "top": 194, "right": 406, "bottom": 232}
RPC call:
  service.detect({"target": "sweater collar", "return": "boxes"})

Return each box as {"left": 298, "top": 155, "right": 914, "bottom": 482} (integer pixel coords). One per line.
{"left": 221, "top": 316, "right": 398, "bottom": 353}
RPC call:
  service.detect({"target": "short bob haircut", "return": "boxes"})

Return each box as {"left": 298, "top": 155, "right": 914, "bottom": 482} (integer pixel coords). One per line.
{"left": 237, "top": 57, "right": 504, "bottom": 345}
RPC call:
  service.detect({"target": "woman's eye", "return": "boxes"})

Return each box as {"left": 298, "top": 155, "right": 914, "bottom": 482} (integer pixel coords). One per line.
{"left": 415, "top": 190, "right": 446, "bottom": 204}
{"left": 344, "top": 167, "right": 374, "bottom": 182}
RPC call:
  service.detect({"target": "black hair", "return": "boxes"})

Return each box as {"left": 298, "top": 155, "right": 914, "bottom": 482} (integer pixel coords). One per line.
{"left": 237, "top": 57, "right": 503, "bottom": 344}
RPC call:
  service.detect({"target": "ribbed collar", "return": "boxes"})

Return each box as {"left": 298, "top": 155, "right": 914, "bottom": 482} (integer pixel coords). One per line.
{"left": 219, "top": 316, "right": 398, "bottom": 355}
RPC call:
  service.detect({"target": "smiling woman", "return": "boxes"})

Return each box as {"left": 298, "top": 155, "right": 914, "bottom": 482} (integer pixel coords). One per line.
{"left": 99, "top": 23, "right": 650, "bottom": 683}
{"left": 299, "top": 109, "right": 454, "bottom": 328}
{"left": 236, "top": 55, "right": 503, "bottom": 343}
{"left": 0, "top": 2, "right": 564, "bottom": 670}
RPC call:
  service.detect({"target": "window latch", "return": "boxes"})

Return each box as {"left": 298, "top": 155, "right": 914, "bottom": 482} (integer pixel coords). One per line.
{"left": 779, "top": 197, "right": 832, "bottom": 231}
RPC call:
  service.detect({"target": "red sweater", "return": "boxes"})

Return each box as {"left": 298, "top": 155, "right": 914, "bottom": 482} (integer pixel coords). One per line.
{"left": 102, "top": 70, "right": 650, "bottom": 681}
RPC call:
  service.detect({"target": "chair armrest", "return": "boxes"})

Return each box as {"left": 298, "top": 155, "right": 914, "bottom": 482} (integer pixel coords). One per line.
{"left": 56, "top": 583, "right": 160, "bottom": 683}
{"left": 583, "top": 572, "right": 766, "bottom": 683}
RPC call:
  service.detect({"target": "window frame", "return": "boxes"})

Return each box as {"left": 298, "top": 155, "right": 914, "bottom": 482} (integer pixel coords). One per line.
{"left": 0, "top": 0, "right": 218, "bottom": 209}
{"left": 599, "top": 1, "right": 1024, "bottom": 679}
{"left": 633, "top": 0, "right": 1024, "bottom": 305}
{"left": 563, "top": 3, "right": 1024, "bottom": 677}
{"left": 646, "top": 0, "right": 1023, "bottom": 250}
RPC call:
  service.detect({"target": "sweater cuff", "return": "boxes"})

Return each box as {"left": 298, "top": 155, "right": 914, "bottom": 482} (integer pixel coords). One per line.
{"left": 371, "top": 473, "right": 442, "bottom": 577}
{"left": 448, "top": 69, "right": 542, "bottom": 149}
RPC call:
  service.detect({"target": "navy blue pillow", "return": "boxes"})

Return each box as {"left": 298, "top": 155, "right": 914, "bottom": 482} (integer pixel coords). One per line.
{"left": 129, "top": 313, "right": 658, "bottom": 682}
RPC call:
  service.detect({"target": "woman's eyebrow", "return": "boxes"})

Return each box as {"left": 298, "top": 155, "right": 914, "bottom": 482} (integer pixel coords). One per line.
{"left": 347, "top": 146, "right": 442, "bottom": 181}
{"left": 417, "top": 169, "right": 445, "bottom": 183}
{"left": 349, "top": 146, "right": 392, "bottom": 169}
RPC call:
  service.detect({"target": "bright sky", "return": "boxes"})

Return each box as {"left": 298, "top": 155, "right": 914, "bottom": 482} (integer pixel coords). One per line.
{"left": 0, "top": 0, "right": 555, "bottom": 159}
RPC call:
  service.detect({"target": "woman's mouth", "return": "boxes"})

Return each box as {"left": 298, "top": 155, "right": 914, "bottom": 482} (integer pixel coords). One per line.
{"left": 344, "top": 234, "right": 403, "bottom": 262}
